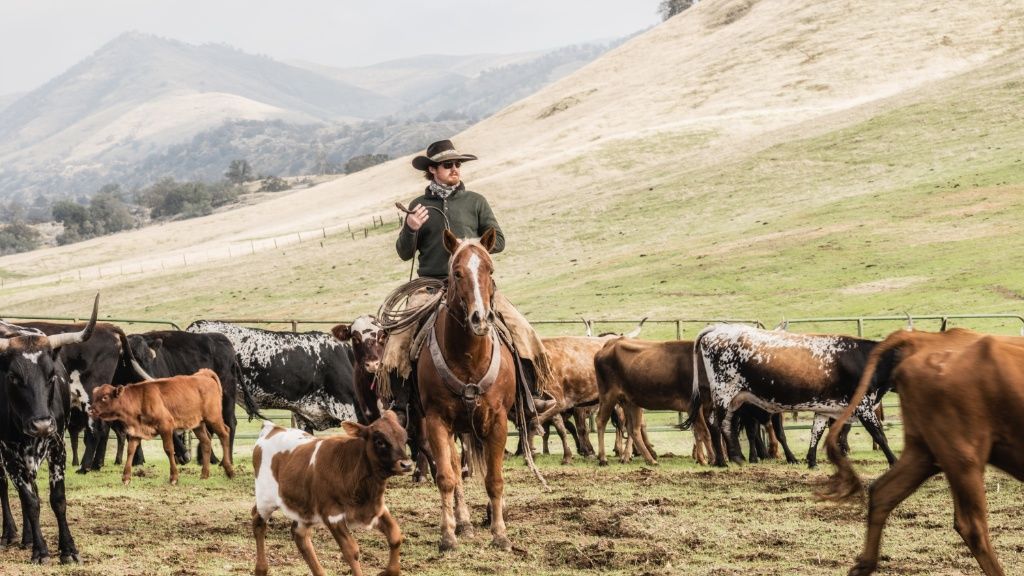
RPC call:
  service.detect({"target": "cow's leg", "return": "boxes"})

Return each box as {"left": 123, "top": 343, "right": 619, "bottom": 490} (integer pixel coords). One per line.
{"left": 424, "top": 415, "right": 458, "bottom": 551}
{"left": 325, "top": 521, "right": 362, "bottom": 576}
{"left": 252, "top": 507, "right": 270, "bottom": 576}
{"left": 721, "top": 401, "right": 745, "bottom": 465}
{"left": 947, "top": 464, "right": 1005, "bottom": 576}
{"left": 638, "top": 412, "right": 656, "bottom": 460}
{"left": 14, "top": 475, "right": 48, "bottom": 563}
{"left": 208, "top": 420, "right": 235, "bottom": 479}
{"left": 856, "top": 406, "right": 897, "bottom": 466}
{"left": 122, "top": 437, "right": 141, "bottom": 485}
{"left": 160, "top": 430, "right": 179, "bottom": 485}
{"left": 550, "top": 414, "right": 573, "bottom": 465}
{"left": 451, "top": 437, "right": 473, "bottom": 538}
{"left": 47, "top": 441, "right": 79, "bottom": 564}
{"left": 625, "top": 404, "right": 656, "bottom": 466}
{"left": 709, "top": 405, "right": 729, "bottom": 467}
{"left": 689, "top": 408, "right": 712, "bottom": 466}
{"left": 172, "top": 431, "right": 190, "bottom": 465}
{"left": 0, "top": 465, "right": 17, "bottom": 548}
{"left": 483, "top": 417, "right": 511, "bottom": 551}
{"left": 806, "top": 414, "right": 828, "bottom": 468}
{"left": 374, "top": 507, "right": 403, "bottom": 576}
{"left": 595, "top": 396, "right": 616, "bottom": 466}
{"left": 771, "top": 413, "right": 799, "bottom": 464}
{"left": 69, "top": 426, "right": 80, "bottom": 467}
{"left": 850, "top": 442, "right": 937, "bottom": 576}
{"left": 193, "top": 425, "right": 212, "bottom": 480}
{"left": 574, "top": 408, "right": 595, "bottom": 457}
{"left": 290, "top": 522, "right": 327, "bottom": 576}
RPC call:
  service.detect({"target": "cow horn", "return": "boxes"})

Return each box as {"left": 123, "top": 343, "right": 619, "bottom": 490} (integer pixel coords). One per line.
{"left": 903, "top": 312, "right": 914, "bottom": 331}
{"left": 47, "top": 293, "right": 99, "bottom": 349}
{"left": 130, "top": 358, "right": 155, "bottom": 381}
{"left": 582, "top": 317, "right": 593, "bottom": 338}
{"left": 0, "top": 338, "right": 8, "bottom": 352}
{"left": 624, "top": 316, "right": 648, "bottom": 338}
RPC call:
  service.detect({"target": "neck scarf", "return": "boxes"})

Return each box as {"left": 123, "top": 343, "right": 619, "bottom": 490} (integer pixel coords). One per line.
{"left": 428, "top": 180, "right": 461, "bottom": 199}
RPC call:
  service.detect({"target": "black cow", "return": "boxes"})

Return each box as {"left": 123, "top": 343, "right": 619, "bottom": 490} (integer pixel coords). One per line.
{"left": 186, "top": 320, "right": 358, "bottom": 431}
{"left": 16, "top": 322, "right": 141, "bottom": 473}
{"left": 127, "top": 331, "right": 244, "bottom": 460}
{"left": 687, "top": 324, "right": 897, "bottom": 468}
{"left": 330, "top": 315, "right": 386, "bottom": 424}
{"left": 0, "top": 297, "right": 97, "bottom": 564}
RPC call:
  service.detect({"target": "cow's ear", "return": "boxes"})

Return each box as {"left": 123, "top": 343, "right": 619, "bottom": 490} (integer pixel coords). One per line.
{"left": 342, "top": 421, "right": 366, "bottom": 438}
{"left": 150, "top": 338, "right": 163, "bottom": 354}
{"left": 443, "top": 229, "right": 460, "bottom": 254}
{"left": 112, "top": 387, "right": 123, "bottom": 398}
{"left": 331, "top": 324, "right": 352, "bottom": 342}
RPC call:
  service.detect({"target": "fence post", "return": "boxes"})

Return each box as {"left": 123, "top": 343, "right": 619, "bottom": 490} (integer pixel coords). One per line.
{"left": 676, "top": 320, "right": 682, "bottom": 340}
{"left": 291, "top": 321, "right": 298, "bottom": 333}
{"left": 363, "top": 228, "right": 368, "bottom": 238}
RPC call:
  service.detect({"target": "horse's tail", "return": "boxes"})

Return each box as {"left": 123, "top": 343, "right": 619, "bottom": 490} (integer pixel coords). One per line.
{"left": 462, "top": 432, "right": 486, "bottom": 480}
{"left": 682, "top": 326, "right": 717, "bottom": 430}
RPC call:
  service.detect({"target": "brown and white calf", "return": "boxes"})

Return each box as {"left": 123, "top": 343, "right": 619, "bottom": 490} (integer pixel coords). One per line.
{"left": 88, "top": 368, "right": 234, "bottom": 485}
{"left": 252, "top": 410, "right": 413, "bottom": 576}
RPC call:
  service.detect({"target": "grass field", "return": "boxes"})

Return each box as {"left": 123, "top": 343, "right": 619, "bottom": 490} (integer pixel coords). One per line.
{"left": 2, "top": 410, "right": 1023, "bottom": 576}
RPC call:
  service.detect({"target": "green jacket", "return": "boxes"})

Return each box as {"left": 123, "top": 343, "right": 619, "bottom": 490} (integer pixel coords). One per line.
{"left": 396, "top": 183, "right": 505, "bottom": 279}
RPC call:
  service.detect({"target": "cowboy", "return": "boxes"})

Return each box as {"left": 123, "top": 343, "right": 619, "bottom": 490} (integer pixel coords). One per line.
{"left": 381, "top": 139, "right": 549, "bottom": 428}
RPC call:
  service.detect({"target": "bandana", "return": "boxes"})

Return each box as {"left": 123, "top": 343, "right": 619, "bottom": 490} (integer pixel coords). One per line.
{"left": 427, "top": 180, "right": 462, "bottom": 200}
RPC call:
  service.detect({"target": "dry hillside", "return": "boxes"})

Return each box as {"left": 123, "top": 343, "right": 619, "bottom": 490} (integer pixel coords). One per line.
{"left": 1, "top": 0, "right": 1022, "bottom": 329}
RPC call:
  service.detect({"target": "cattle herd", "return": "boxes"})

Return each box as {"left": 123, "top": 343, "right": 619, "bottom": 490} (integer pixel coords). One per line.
{"left": 0, "top": 294, "right": 1021, "bottom": 575}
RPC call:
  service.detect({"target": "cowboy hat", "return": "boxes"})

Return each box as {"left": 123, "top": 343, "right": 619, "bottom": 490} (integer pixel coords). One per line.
{"left": 411, "top": 139, "right": 478, "bottom": 171}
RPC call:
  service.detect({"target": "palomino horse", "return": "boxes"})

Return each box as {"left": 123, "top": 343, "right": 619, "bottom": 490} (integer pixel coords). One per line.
{"left": 417, "top": 228, "right": 517, "bottom": 552}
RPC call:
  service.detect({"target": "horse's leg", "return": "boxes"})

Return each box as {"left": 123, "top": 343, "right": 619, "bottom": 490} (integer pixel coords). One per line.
{"left": 425, "top": 415, "right": 458, "bottom": 552}
{"left": 451, "top": 436, "right": 473, "bottom": 538}
{"left": 484, "top": 418, "right": 511, "bottom": 551}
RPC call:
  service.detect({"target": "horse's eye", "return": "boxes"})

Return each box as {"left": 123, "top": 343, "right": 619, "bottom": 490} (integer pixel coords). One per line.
{"left": 454, "top": 271, "right": 463, "bottom": 279}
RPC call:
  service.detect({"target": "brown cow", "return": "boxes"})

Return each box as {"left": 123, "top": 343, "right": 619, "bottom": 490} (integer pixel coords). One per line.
{"left": 89, "top": 368, "right": 234, "bottom": 485}
{"left": 252, "top": 410, "right": 412, "bottom": 576}
{"left": 822, "top": 328, "right": 1024, "bottom": 576}
{"left": 594, "top": 338, "right": 714, "bottom": 466}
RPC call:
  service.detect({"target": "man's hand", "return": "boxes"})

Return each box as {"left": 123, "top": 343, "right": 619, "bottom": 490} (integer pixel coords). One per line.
{"left": 405, "top": 205, "right": 429, "bottom": 231}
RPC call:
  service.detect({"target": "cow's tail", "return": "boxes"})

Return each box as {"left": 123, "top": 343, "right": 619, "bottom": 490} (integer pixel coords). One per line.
{"left": 235, "top": 360, "right": 267, "bottom": 422}
{"left": 681, "top": 326, "right": 716, "bottom": 430}
{"left": 818, "top": 330, "right": 911, "bottom": 502}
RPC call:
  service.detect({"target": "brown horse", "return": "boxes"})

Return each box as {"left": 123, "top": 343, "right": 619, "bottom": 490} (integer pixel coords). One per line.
{"left": 417, "top": 228, "right": 517, "bottom": 552}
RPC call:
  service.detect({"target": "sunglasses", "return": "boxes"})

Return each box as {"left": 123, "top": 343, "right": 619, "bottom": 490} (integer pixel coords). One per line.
{"left": 439, "top": 161, "right": 462, "bottom": 169}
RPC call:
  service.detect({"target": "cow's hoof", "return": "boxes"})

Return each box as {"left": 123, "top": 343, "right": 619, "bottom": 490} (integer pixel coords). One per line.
{"left": 60, "top": 551, "right": 81, "bottom": 564}
{"left": 30, "top": 552, "right": 50, "bottom": 565}
{"left": 122, "top": 478, "right": 131, "bottom": 486}
{"left": 438, "top": 534, "right": 458, "bottom": 553}
{"left": 848, "top": 559, "right": 877, "bottom": 576}
{"left": 377, "top": 568, "right": 400, "bottom": 576}
{"left": 491, "top": 535, "right": 512, "bottom": 551}
{"left": 75, "top": 468, "right": 89, "bottom": 475}
{"left": 169, "top": 478, "right": 178, "bottom": 486}
{"left": 598, "top": 459, "right": 608, "bottom": 467}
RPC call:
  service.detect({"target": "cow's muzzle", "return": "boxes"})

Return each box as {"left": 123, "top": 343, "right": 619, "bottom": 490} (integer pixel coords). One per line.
{"left": 396, "top": 459, "right": 414, "bottom": 474}
{"left": 27, "top": 417, "right": 56, "bottom": 438}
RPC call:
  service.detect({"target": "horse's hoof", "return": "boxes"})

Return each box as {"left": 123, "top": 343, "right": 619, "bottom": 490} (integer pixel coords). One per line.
{"left": 560, "top": 458, "right": 571, "bottom": 466}
{"left": 60, "top": 552, "right": 81, "bottom": 564}
{"left": 455, "top": 521, "right": 474, "bottom": 537}
{"left": 439, "top": 535, "right": 458, "bottom": 553}
{"left": 491, "top": 536, "right": 512, "bottom": 551}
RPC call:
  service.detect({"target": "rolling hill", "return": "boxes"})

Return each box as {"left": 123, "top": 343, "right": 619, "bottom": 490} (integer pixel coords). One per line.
{"left": 1, "top": 0, "right": 1023, "bottom": 336}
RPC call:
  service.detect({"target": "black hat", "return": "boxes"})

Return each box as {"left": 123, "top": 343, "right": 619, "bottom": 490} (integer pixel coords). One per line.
{"left": 411, "top": 139, "right": 478, "bottom": 171}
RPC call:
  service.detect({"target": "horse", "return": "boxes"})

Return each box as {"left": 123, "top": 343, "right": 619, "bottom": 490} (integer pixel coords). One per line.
{"left": 417, "top": 227, "right": 518, "bottom": 552}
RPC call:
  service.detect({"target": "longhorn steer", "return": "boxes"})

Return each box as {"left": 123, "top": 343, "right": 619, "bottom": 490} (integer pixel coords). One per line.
{"left": 187, "top": 320, "right": 358, "bottom": 430}
{"left": 822, "top": 328, "right": 1024, "bottom": 576}
{"left": 252, "top": 411, "right": 412, "bottom": 576}
{"left": 0, "top": 296, "right": 97, "bottom": 564}
{"left": 688, "top": 324, "right": 897, "bottom": 468}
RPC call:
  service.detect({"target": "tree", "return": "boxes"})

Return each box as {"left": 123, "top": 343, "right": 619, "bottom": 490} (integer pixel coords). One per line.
{"left": 259, "top": 176, "right": 290, "bottom": 193}
{"left": 225, "top": 159, "right": 254, "bottom": 184}
{"left": 344, "top": 154, "right": 390, "bottom": 174}
{"left": 0, "top": 222, "right": 41, "bottom": 255}
{"left": 659, "top": 0, "right": 698, "bottom": 20}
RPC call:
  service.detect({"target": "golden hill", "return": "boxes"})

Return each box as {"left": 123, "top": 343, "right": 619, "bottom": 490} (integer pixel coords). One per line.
{"left": 2, "top": 0, "right": 1023, "bottom": 334}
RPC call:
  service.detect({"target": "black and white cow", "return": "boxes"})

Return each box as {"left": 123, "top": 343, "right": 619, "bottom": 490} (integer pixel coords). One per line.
{"left": 126, "top": 330, "right": 245, "bottom": 459}
{"left": 687, "top": 324, "right": 898, "bottom": 468}
{"left": 16, "top": 321, "right": 141, "bottom": 473}
{"left": 0, "top": 298, "right": 97, "bottom": 564}
{"left": 186, "top": 320, "right": 359, "bottom": 430}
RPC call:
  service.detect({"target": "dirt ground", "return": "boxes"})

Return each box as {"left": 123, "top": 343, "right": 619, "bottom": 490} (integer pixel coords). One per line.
{"left": 1, "top": 429, "right": 1022, "bottom": 576}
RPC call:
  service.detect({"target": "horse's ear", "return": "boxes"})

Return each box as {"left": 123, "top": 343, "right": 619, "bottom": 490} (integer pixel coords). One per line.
{"left": 480, "top": 228, "right": 497, "bottom": 252}
{"left": 443, "top": 229, "right": 460, "bottom": 254}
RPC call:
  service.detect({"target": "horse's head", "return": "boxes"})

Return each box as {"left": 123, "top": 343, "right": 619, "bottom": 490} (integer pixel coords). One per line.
{"left": 444, "top": 228, "right": 498, "bottom": 337}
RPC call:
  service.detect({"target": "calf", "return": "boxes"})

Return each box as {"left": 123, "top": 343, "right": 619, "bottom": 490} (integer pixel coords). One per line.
{"left": 89, "top": 369, "right": 234, "bottom": 485}
{"left": 331, "top": 315, "right": 386, "bottom": 424}
{"left": 687, "top": 324, "right": 897, "bottom": 468}
{"left": 594, "top": 338, "right": 714, "bottom": 466}
{"left": 0, "top": 297, "right": 97, "bottom": 564}
{"left": 822, "top": 328, "right": 1024, "bottom": 576}
{"left": 252, "top": 410, "right": 412, "bottom": 576}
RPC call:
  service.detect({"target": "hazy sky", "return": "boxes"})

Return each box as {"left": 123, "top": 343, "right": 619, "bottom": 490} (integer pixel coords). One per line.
{"left": 0, "top": 1, "right": 663, "bottom": 95}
